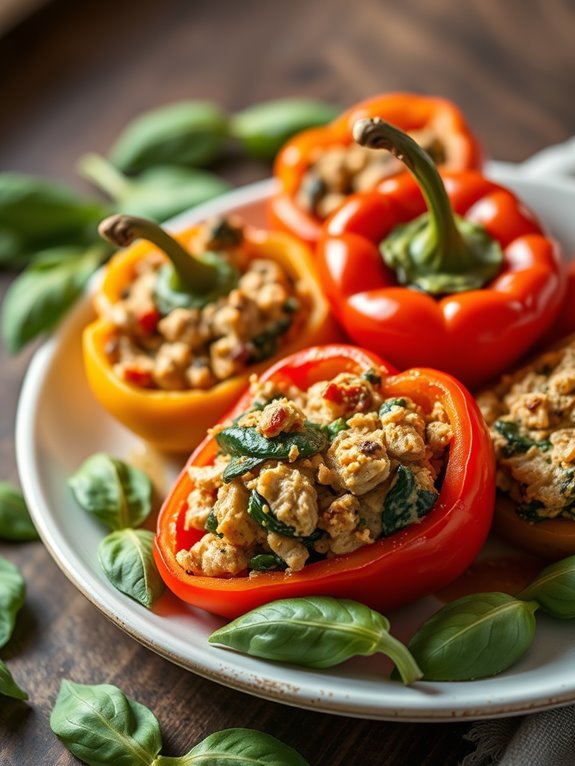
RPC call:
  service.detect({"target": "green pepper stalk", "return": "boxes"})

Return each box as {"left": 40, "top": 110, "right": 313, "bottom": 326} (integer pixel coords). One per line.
{"left": 98, "top": 213, "right": 239, "bottom": 313}
{"left": 352, "top": 118, "right": 502, "bottom": 294}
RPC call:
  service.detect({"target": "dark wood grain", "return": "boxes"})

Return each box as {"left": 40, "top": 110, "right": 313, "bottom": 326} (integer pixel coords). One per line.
{"left": 1, "top": 0, "right": 575, "bottom": 763}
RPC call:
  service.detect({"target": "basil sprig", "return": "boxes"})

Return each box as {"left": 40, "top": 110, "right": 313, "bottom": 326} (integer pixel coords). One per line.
{"left": 98, "top": 530, "right": 165, "bottom": 609}
{"left": 50, "top": 680, "right": 308, "bottom": 765}
{"left": 209, "top": 595, "right": 422, "bottom": 685}
{"left": 0, "top": 482, "right": 38, "bottom": 541}
{"left": 216, "top": 422, "right": 328, "bottom": 461}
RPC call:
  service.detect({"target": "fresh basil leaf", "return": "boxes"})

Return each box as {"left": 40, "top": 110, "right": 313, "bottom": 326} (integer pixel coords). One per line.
{"left": 519, "top": 555, "right": 575, "bottom": 618}
{"left": 98, "top": 529, "right": 164, "bottom": 609}
{"left": 0, "top": 554, "right": 26, "bottom": 649}
{"left": 0, "top": 659, "right": 27, "bottom": 700}
{"left": 0, "top": 173, "right": 107, "bottom": 255}
{"left": 494, "top": 420, "right": 551, "bottom": 456}
{"left": 216, "top": 423, "right": 327, "bottom": 461}
{"left": 408, "top": 592, "right": 538, "bottom": 681}
{"left": 230, "top": 99, "right": 340, "bottom": 160}
{"left": 163, "top": 728, "right": 309, "bottom": 766}
{"left": 209, "top": 596, "right": 422, "bottom": 684}
{"left": 68, "top": 453, "right": 152, "bottom": 531}
{"left": 0, "top": 482, "right": 38, "bottom": 541}
{"left": 109, "top": 101, "right": 229, "bottom": 173}
{"left": 222, "top": 456, "right": 265, "bottom": 483}
{"left": 1, "top": 244, "right": 108, "bottom": 353}
{"left": 78, "top": 154, "right": 231, "bottom": 222}
{"left": 50, "top": 679, "right": 162, "bottom": 766}
{"left": 381, "top": 465, "right": 438, "bottom": 537}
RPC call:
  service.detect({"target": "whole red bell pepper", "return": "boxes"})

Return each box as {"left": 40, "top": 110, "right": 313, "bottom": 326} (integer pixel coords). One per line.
{"left": 153, "top": 344, "right": 495, "bottom": 618}
{"left": 316, "top": 119, "right": 566, "bottom": 390}
{"left": 269, "top": 92, "right": 482, "bottom": 248}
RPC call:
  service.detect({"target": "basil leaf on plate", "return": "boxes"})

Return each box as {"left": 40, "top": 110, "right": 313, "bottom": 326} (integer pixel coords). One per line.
{"left": 68, "top": 453, "right": 152, "bottom": 531}
{"left": 50, "top": 679, "right": 162, "bottom": 766}
{"left": 98, "top": 529, "right": 164, "bottom": 609}
{"left": 520, "top": 555, "right": 575, "bottom": 618}
{"left": 408, "top": 592, "right": 538, "bottom": 681}
{"left": 209, "top": 595, "right": 422, "bottom": 684}
{"left": 0, "top": 482, "right": 38, "bottom": 541}
{"left": 0, "top": 554, "right": 25, "bottom": 649}
{"left": 0, "top": 659, "right": 27, "bottom": 700}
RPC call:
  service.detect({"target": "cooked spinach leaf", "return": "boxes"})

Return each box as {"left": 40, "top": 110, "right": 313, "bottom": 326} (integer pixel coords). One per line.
{"left": 216, "top": 423, "right": 327, "bottom": 461}
{"left": 494, "top": 420, "right": 551, "bottom": 456}
{"left": 381, "top": 465, "right": 438, "bottom": 537}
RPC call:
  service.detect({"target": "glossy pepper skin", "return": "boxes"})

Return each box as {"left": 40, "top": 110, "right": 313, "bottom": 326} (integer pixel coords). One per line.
{"left": 316, "top": 170, "right": 566, "bottom": 389}
{"left": 269, "top": 92, "right": 482, "bottom": 248}
{"left": 153, "top": 344, "right": 495, "bottom": 619}
{"left": 82, "top": 224, "right": 338, "bottom": 453}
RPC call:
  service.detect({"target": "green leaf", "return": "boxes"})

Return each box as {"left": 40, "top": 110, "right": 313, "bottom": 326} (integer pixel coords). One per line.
{"left": 78, "top": 154, "right": 231, "bottom": 222}
{"left": 0, "top": 482, "right": 38, "bottom": 541}
{"left": 0, "top": 659, "right": 27, "bottom": 700}
{"left": 209, "top": 596, "right": 421, "bottom": 684}
{"left": 0, "top": 173, "right": 107, "bottom": 266}
{"left": 408, "top": 592, "right": 538, "bottom": 681}
{"left": 0, "top": 554, "right": 26, "bottom": 649}
{"left": 98, "top": 529, "right": 164, "bottom": 609}
{"left": 1, "top": 244, "right": 108, "bottom": 353}
{"left": 494, "top": 420, "right": 551, "bottom": 456}
{"left": 230, "top": 99, "right": 340, "bottom": 160}
{"left": 381, "top": 465, "right": 438, "bottom": 537}
{"left": 50, "top": 679, "right": 162, "bottom": 766}
{"left": 68, "top": 453, "right": 152, "bottom": 531}
{"left": 520, "top": 555, "right": 575, "bottom": 618}
{"left": 222, "top": 456, "right": 265, "bottom": 483}
{"left": 157, "top": 728, "right": 309, "bottom": 766}
{"left": 216, "top": 423, "right": 327, "bottom": 461}
{"left": 109, "top": 101, "right": 229, "bottom": 173}
{"left": 246, "top": 490, "right": 320, "bottom": 545}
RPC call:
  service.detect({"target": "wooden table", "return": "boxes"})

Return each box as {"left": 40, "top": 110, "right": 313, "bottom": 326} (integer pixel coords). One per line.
{"left": 1, "top": 1, "right": 574, "bottom": 762}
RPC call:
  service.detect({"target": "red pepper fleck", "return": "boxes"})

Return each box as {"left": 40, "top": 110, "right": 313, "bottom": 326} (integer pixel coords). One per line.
{"left": 262, "top": 407, "right": 287, "bottom": 437}
{"left": 124, "top": 368, "right": 155, "bottom": 388}
{"left": 138, "top": 309, "right": 161, "bottom": 335}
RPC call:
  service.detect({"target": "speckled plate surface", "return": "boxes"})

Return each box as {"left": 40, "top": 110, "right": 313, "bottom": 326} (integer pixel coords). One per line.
{"left": 15, "top": 167, "right": 575, "bottom": 721}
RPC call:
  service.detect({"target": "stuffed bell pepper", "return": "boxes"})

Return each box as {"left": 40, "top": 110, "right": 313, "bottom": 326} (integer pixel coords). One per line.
{"left": 478, "top": 334, "right": 575, "bottom": 560}
{"left": 269, "top": 92, "right": 482, "bottom": 247}
{"left": 82, "top": 214, "right": 337, "bottom": 451}
{"left": 316, "top": 118, "right": 566, "bottom": 389}
{"left": 154, "top": 344, "right": 495, "bottom": 618}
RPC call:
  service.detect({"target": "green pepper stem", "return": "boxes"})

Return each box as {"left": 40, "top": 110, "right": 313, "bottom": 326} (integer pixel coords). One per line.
{"left": 352, "top": 118, "right": 502, "bottom": 294}
{"left": 98, "top": 213, "right": 219, "bottom": 293}
{"left": 77, "top": 153, "right": 133, "bottom": 201}
{"left": 377, "top": 632, "right": 423, "bottom": 685}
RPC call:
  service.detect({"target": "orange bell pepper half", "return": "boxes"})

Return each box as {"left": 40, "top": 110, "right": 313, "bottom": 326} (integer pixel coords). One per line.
{"left": 269, "top": 92, "right": 482, "bottom": 247}
{"left": 82, "top": 222, "right": 339, "bottom": 452}
{"left": 153, "top": 344, "right": 495, "bottom": 619}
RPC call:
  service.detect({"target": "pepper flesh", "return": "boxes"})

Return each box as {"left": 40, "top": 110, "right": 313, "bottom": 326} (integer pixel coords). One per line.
{"left": 316, "top": 168, "right": 566, "bottom": 389}
{"left": 269, "top": 92, "right": 482, "bottom": 247}
{"left": 153, "top": 344, "right": 495, "bottom": 618}
{"left": 82, "top": 224, "right": 339, "bottom": 452}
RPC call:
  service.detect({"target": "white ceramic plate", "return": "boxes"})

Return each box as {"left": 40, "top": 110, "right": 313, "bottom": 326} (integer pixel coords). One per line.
{"left": 15, "top": 166, "right": 575, "bottom": 721}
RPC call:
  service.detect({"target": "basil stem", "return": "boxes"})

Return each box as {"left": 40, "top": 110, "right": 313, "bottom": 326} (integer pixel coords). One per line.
{"left": 382, "top": 465, "right": 438, "bottom": 537}
{"left": 519, "top": 555, "right": 575, "bottom": 618}
{"left": 98, "top": 529, "right": 165, "bottom": 609}
{"left": 68, "top": 453, "right": 152, "bottom": 531}
{"left": 0, "top": 482, "right": 38, "bottom": 541}
{"left": 209, "top": 596, "right": 422, "bottom": 685}
{"left": 216, "top": 423, "right": 328, "bottom": 461}
{"left": 0, "top": 659, "right": 27, "bottom": 700}
{"left": 407, "top": 592, "right": 538, "bottom": 681}
{"left": 0, "top": 555, "right": 26, "bottom": 649}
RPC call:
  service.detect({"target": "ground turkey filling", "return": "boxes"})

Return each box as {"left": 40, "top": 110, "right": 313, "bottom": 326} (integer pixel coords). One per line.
{"left": 296, "top": 128, "right": 446, "bottom": 220}
{"left": 477, "top": 340, "right": 575, "bottom": 521}
{"left": 176, "top": 370, "right": 453, "bottom": 577}
{"left": 103, "top": 218, "right": 306, "bottom": 391}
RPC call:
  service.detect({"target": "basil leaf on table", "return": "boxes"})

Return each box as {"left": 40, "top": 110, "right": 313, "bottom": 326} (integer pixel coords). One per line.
{"left": 0, "top": 659, "right": 27, "bottom": 700}
{"left": 98, "top": 529, "right": 164, "bottom": 608}
{"left": 0, "top": 482, "right": 38, "bottom": 541}
{"left": 407, "top": 592, "right": 538, "bottom": 681}
{"left": 230, "top": 98, "right": 340, "bottom": 160}
{"left": 209, "top": 596, "right": 422, "bottom": 685}
{"left": 216, "top": 423, "right": 328, "bottom": 461}
{"left": 0, "top": 554, "right": 26, "bottom": 649}
{"left": 1, "top": 243, "right": 108, "bottom": 353}
{"left": 78, "top": 154, "right": 231, "bottom": 222}
{"left": 50, "top": 680, "right": 162, "bottom": 766}
{"left": 157, "top": 728, "right": 309, "bottom": 766}
{"left": 519, "top": 555, "right": 575, "bottom": 618}
{"left": 68, "top": 453, "right": 152, "bottom": 531}
{"left": 109, "top": 101, "right": 229, "bottom": 173}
